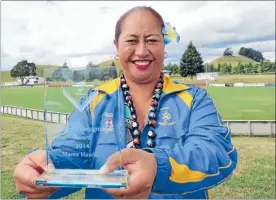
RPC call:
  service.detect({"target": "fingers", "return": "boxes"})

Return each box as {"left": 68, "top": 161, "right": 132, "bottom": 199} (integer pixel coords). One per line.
{"left": 13, "top": 150, "right": 57, "bottom": 198}
{"left": 16, "top": 182, "right": 56, "bottom": 195}
{"left": 103, "top": 184, "right": 151, "bottom": 199}
{"left": 103, "top": 187, "right": 126, "bottom": 198}
{"left": 100, "top": 148, "right": 139, "bottom": 174}
{"left": 24, "top": 190, "right": 55, "bottom": 199}
{"left": 123, "top": 173, "right": 152, "bottom": 197}
{"left": 28, "top": 156, "right": 47, "bottom": 173}
{"left": 14, "top": 164, "right": 41, "bottom": 188}
{"left": 103, "top": 172, "right": 152, "bottom": 198}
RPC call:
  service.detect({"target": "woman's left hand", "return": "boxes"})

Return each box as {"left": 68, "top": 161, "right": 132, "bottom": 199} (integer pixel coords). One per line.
{"left": 100, "top": 148, "right": 157, "bottom": 199}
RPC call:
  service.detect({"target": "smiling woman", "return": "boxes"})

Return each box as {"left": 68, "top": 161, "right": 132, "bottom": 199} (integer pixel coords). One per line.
{"left": 13, "top": 6, "right": 238, "bottom": 199}
{"left": 114, "top": 6, "right": 165, "bottom": 84}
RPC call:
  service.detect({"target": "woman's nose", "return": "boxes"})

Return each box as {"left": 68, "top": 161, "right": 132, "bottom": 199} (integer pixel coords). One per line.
{"left": 135, "top": 41, "right": 150, "bottom": 58}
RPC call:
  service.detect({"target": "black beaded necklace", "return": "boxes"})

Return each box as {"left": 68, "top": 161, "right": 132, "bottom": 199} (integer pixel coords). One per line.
{"left": 120, "top": 73, "right": 164, "bottom": 149}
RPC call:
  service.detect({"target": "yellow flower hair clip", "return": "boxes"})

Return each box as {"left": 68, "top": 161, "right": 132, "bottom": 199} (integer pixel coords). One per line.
{"left": 162, "top": 22, "right": 180, "bottom": 45}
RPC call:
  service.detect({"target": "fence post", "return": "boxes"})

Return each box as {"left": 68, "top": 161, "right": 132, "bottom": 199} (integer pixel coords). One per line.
{"left": 31, "top": 110, "right": 33, "bottom": 119}
{"left": 58, "top": 113, "right": 61, "bottom": 124}
{"left": 270, "top": 122, "right": 274, "bottom": 137}
{"left": 66, "top": 114, "right": 69, "bottom": 123}
{"left": 248, "top": 121, "right": 252, "bottom": 136}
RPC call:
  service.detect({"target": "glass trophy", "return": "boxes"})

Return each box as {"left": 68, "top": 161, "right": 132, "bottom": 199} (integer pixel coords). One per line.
{"left": 35, "top": 66, "right": 128, "bottom": 188}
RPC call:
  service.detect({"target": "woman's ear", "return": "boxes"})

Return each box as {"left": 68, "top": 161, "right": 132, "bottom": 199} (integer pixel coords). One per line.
{"left": 114, "top": 40, "right": 119, "bottom": 50}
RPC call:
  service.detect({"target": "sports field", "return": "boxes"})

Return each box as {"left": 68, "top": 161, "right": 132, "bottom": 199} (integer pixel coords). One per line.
{"left": 1, "top": 86, "right": 275, "bottom": 120}
{"left": 1, "top": 115, "right": 275, "bottom": 199}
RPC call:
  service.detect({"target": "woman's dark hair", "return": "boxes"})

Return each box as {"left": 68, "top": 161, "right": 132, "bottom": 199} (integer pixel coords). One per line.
{"left": 114, "top": 6, "right": 165, "bottom": 41}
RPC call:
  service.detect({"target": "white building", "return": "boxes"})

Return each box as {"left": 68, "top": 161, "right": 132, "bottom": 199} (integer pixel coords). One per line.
{"left": 16, "top": 76, "right": 45, "bottom": 85}
{"left": 196, "top": 72, "right": 220, "bottom": 81}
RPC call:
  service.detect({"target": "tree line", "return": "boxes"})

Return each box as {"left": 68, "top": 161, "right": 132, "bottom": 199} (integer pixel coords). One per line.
{"left": 238, "top": 47, "right": 264, "bottom": 62}
{"left": 205, "top": 60, "right": 275, "bottom": 74}
{"left": 47, "top": 64, "right": 118, "bottom": 83}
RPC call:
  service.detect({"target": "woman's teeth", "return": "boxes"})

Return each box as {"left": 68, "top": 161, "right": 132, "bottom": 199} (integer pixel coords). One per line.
{"left": 134, "top": 61, "right": 150, "bottom": 65}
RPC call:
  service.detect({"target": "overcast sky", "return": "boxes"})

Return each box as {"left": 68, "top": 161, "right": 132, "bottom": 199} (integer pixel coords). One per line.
{"left": 1, "top": 1, "right": 275, "bottom": 70}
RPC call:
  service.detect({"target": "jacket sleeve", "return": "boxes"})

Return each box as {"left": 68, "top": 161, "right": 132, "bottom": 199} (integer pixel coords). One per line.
{"left": 144, "top": 87, "right": 238, "bottom": 195}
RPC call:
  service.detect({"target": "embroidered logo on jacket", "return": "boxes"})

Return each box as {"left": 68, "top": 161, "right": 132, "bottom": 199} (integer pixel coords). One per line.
{"left": 159, "top": 107, "right": 176, "bottom": 126}
{"left": 101, "top": 112, "right": 114, "bottom": 133}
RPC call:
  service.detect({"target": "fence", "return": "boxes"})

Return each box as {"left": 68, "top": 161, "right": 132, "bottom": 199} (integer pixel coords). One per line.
{"left": 1, "top": 105, "right": 275, "bottom": 137}
{"left": 1, "top": 105, "right": 69, "bottom": 124}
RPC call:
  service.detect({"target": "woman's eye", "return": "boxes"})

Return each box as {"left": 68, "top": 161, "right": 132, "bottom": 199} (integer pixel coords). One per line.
{"left": 126, "top": 40, "right": 138, "bottom": 43}
{"left": 146, "top": 39, "right": 159, "bottom": 43}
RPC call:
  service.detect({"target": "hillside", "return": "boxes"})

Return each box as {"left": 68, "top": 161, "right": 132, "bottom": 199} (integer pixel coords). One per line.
{"left": 97, "top": 59, "right": 121, "bottom": 68}
{"left": 1, "top": 65, "right": 60, "bottom": 83}
{"left": 210, "top": 56, "right": 257, "bottom": 67}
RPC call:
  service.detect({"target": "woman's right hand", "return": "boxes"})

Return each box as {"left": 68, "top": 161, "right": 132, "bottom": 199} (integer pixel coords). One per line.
{"left": 13, "top": 150, "right": 58, "bottom": 199}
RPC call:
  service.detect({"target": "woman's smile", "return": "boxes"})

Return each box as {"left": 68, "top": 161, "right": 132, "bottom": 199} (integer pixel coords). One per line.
{"left": 130, "top": 60, "right": 153, "bottom": 70}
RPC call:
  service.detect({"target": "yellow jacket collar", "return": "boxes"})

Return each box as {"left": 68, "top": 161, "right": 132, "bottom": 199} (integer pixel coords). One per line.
{"left": 163, "top": 75, "right": 190, "bottom": 94}
{"left": 95, "top": 75, "right": 189, "bottom": 95}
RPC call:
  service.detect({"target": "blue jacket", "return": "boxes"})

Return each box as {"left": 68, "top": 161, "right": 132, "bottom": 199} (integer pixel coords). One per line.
{"left": 47, "top": 75, "right": 238, "bottom": 199}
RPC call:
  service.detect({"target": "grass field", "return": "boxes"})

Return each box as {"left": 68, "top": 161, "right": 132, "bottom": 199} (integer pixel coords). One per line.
{"left": 1, "top": 115, "right": 275, "bottom": 199}
{"left": 1, "top": 86, "right": 275, "bottom": 120}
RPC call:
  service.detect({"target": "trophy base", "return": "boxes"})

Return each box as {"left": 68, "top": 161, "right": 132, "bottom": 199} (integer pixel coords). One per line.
{"left": 35, "top": 169, "right": 128, "bottom": 188}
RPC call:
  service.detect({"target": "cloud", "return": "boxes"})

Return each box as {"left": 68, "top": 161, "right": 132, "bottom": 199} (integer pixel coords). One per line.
{"left": 1, "top": 1, "right": 275, "bottom": 71}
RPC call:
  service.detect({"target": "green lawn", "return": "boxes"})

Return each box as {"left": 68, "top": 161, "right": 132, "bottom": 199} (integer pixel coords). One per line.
{"left": 1, "top": 115, "right": 275, "bottom": 199}
{"left": 1, "top": 86, "right": 275, "bottom": 120}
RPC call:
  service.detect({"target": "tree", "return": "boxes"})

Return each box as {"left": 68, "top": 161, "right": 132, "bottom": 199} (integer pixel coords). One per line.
{"left": 164, "top": 63, "right": 172, "bottom": 71}
{"left": 171, "top": 64, "right": 179, "bottom": 76}
{"left": 243, "top": 64, "right": 249, "bottom": 74}
{"left": 86, "top": 61, "right": 95, "bottom": 68}
{"left": 227, "top": 63, "right": 232, "bottom": 74}
{"left": 238, "top": 47, "right": 264, "bottom": 62}
{"left": 110, "top": 66, "right": 118, "bottom": 78}
{"left": 217, "top": 64, "right": 221, "bottom": 73}
{"left": 179, "top": 41, "right": 204, "bottom": 79}
{"left": 85, "top": 67, "right": 96, "bottom": 82}
{"left": 46, "top": 77, "right": 52, "bottom": 82}
{"left": 258, "top": 64, "right": 264, "bottom": 73}
{"left": 223, "top": 48, "right": 233, "bottom": 56}
{"left": 231, "top": 66, "right": 238, "bottom": 74}
{"left": 62, "top": 61, "right": 69, "bottom": 68}
{"left": 10, "top": 60, "right": 36, "bottom": 85}
{"left": 244, "top": 62, "right": 253, "bottom": 74}
{"left": 252, "top": 63, "right": 258, "bottom": 74}
{"left": 237, "top": 62, "right": 245, "bottom": 74}
{"left": 72, "top": 70, "right": 84, "bottom": 82}
{"left": 208, "top": 63, "right": 215, "bottom": 72}
{"left": 220, "top": 63, "right": 228, "bottom": 74}
{"left": 51, "top": 68, "right": 63, "bottom": 82}
{"left": 262, "top": 61, "right": 274, "bottom": 73}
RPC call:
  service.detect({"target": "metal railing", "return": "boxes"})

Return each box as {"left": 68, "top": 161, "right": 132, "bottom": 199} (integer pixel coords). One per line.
{"left": 1, "top": 105, "right": 275, "bottom": 137}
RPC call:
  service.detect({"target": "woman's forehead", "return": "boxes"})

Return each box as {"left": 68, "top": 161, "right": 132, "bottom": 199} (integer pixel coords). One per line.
{"left": 120, "top": 11, "right": 162, "bottom": 32}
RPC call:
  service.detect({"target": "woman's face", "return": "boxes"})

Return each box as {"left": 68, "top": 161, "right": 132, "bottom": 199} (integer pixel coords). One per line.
{"left": 115, "top": 10, "right": 165, "bottom": 84}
